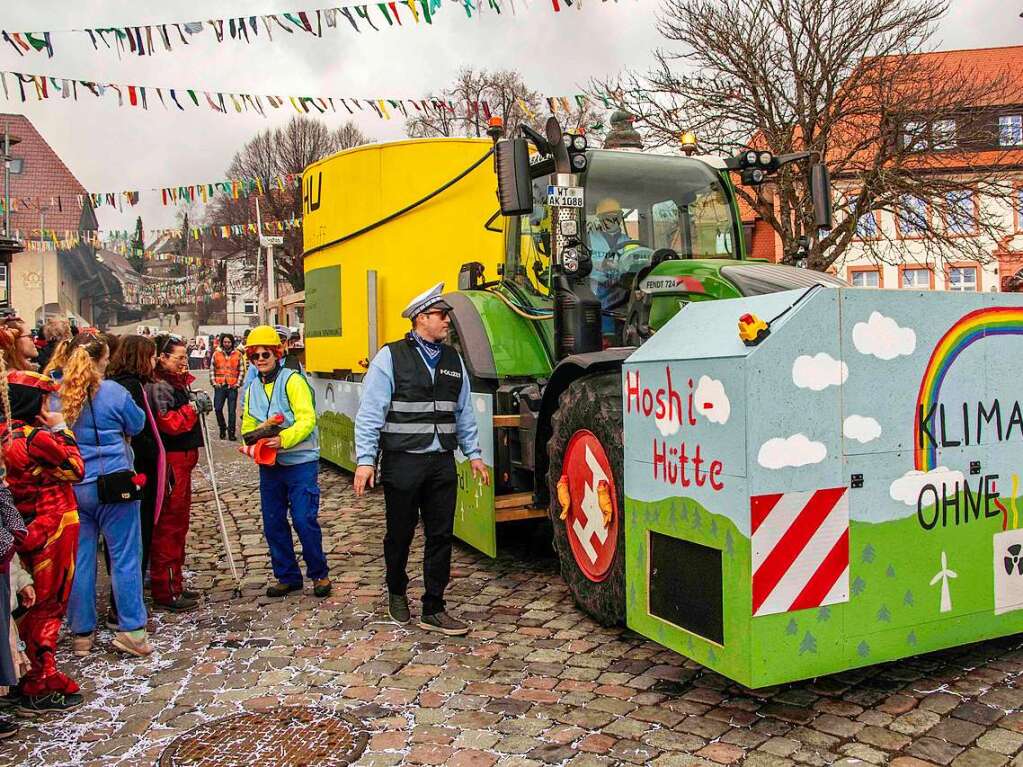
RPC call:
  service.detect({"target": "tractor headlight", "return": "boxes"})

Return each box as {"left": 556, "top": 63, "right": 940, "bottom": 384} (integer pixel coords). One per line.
{"left": 758, "top": 151, "right": 773, "bottom": 167}
{"left": 571, "top": 153, "right": 587, "bottom": 171}
{"left": 571, "top": 134, "right": 587, "bottom": 151}
{"left": 562, "top": 248, "right": 580, "bottom": 273}
{"left": 745, "top": 150, "right": 758, "bottom": 166}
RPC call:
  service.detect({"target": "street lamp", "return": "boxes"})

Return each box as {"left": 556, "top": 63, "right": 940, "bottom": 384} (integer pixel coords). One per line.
{"left": 0, "top": 124, "right": 23, "bottom": 308}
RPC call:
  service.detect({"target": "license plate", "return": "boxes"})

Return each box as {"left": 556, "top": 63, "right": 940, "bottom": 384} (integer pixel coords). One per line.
{"left": 545, "top": 185, "right": 584, "bottom": 208}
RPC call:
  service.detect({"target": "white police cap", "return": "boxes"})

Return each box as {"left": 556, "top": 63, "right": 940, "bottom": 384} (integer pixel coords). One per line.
{"left": 401, "top": 282, "right": 453, "bottom": 320}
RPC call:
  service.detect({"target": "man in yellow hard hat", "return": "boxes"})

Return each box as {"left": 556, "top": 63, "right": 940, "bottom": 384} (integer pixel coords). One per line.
{"left": 240, "top": 325, "right": 330, "bottom": 599}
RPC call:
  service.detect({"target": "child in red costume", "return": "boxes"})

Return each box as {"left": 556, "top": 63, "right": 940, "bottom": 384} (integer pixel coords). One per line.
{"left": 1, "top": 370, "right": 85, "bottom": 713}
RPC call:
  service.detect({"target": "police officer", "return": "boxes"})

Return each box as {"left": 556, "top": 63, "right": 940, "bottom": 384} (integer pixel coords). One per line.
{"left": 354, "top": 283, "right": 489, "bottom": 635}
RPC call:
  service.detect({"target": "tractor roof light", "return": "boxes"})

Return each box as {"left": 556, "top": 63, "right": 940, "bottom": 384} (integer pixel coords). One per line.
{"left": 680, "top": 131, "right": 698, "bottom": 156}
{"left": 486, "top": 115, "right": 505, "bottom": 140}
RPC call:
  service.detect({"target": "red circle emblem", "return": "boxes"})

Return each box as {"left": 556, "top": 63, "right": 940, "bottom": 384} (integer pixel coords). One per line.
{"left": 561, "top": 429, "right": 619, "bottom": 582}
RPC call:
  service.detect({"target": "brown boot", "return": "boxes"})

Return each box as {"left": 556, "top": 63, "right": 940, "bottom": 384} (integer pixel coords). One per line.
{"left": 313, "top": 578, "right": 332, "bottom": 598}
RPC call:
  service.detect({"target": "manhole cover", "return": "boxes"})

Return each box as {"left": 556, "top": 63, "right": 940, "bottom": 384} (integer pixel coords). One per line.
{"left": 159, "top": 707, "right": 368, "bottom": 766}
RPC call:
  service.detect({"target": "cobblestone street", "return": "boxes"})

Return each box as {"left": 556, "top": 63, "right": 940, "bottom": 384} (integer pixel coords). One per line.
{"left": 1, "top": 433, "right": 1022, "bottom": 767}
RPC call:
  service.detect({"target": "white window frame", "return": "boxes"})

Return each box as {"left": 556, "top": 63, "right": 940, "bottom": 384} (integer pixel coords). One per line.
{"left": 901, "top": 268, "right": 930, "bottom": 289}
{"left": 901, "top": 120, "right": 927, "bottom": 151}
{"left": 243, "top": 300, "right": 257, "bottom": 314}
{"left": 944, "top": 190, "right": 976, "bottom": 234}
{"left": 948, "top": 266, "right": 978, "bottom": 292}
{"left": 850, "top": 194, "right": 878, "bottom": 238}
{"left": 898, "top": 195, "right": 928, "bottom": 235}
{"left": 851, "top": 270, "right": 880, "bottom": 288}
{"left": 999, "top": 115, "right": 1023, "bottom": 147}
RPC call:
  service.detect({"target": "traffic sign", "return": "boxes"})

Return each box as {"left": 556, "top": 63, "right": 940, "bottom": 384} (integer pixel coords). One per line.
{"left": 260, "top": 236, "right": 284, "bottom": 246}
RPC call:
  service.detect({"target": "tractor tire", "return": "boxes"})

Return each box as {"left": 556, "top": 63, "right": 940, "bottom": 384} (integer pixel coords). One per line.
{"left": 547, "top": 371, "right": 626, "bottom": 626}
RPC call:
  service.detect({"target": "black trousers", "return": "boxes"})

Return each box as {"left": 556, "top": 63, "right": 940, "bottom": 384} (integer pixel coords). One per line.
{"left": 213, "top": 386, "right": 238, "bottom": 436}
{"left": 381, "top": 450, "right": 457, "bottom": 615}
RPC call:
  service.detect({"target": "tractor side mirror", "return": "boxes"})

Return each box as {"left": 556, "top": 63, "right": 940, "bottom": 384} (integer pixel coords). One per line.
{"left": 495, "top": 138, "right": 533, "bottom": 216}
{"left": 809, "top": 163, "right": 833, "bottom": 231}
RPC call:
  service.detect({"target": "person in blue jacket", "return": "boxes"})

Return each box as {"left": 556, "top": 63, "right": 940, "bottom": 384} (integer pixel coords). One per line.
{"left": 354, "top": 282, "right": 489, "bottom": 636}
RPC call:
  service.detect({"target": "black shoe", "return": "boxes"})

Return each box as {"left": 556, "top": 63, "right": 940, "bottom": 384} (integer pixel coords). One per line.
{"left": 105, "top": 610, "right": 119, "bottom": 630}
{"left": 0, "top": 716, "right": 17, "bottom": 738}
{"left": 219, "top": 428, "right": 226, "bottom": 439}
{"left": 0, "top": 690, "right": 20, "bottom": 708}
{"left": 154, "top": 594, "right": 198, "bottom": 612}
{"left": 181, "top": 588, "right": 201, "bottom": 600}
{"left": 17, "top": 692, "right": 84, "bottom": 715}
{"left": 266, "top": 582, "right": 302, "bottom": 598}
{"left": 419, "top": 611, "right": 469, "bottom": 636}
{"left": 313, "top": 578, "right": 332, "bottom": 598}
{"left": 228, "top": 432, "right": 237, "bottom": 442}
{"left": 388, "top": 593, "right": 410, "bottom": 624}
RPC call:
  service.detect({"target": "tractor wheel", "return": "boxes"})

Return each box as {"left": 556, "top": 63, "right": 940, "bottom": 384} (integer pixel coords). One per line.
{"left": 547, "top": 371, "right": 626, "bottom": 626}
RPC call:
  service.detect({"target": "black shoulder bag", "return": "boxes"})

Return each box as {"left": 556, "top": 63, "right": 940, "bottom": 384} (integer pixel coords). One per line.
{"left": 88, "top": 398, "right": 144, "bottom": 504}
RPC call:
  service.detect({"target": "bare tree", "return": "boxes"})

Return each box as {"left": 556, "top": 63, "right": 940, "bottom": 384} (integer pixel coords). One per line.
{"left": 406, "top": 67, "right": 605, "bottom": 140}
{"left": 207, "top": 116, "right": 372, "bottom": 290}
{"left": 599, "top": 0, "right": 1023, "bottom": 271}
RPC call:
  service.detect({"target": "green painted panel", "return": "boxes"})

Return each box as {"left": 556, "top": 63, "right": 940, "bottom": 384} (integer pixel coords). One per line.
{"left": 305, "top": 265, "right": 342, "bottom": 338}
{"left": 453, "top": 393, "right": 497, "bottom": 557}
{"left": 463, "top": 291, "right": 554, "bottom": 378}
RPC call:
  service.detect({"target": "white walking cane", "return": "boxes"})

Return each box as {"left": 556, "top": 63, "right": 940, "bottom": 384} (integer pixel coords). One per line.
{"left": 194, "top": 393, "right": 244, "bottom": 598}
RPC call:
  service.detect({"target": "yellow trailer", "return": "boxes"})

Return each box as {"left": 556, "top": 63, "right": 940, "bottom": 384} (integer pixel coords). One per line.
{"left": 302, "top": 137, "right": 503, "bottom": 376}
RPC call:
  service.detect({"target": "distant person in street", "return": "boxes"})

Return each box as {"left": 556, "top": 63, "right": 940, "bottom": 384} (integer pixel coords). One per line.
{"left": 354, "top": 282, "right": 489, "bottom": 636}
{"left": 210, "top": 334, "right": 243, "bottom": 441}
{"left": 61, "top": 335, "right": 151, "bottom": 659}
{"left": 36, "top": 319, "right": 71, "bottom": 372}
{"left": 241, "top": 325, "right": 330, "bottom": 599}
{"left": 107, "top": 335, "right": 166, "bottom": 628}
{"left": 147, "top": 334, "right": 203, "bottom": 613}
{"left": 0, "top": 369, "right": 86, "bottom": 713}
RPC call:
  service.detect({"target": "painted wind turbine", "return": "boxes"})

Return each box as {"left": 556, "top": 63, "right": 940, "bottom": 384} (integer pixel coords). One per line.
{"left": 929, "top": 551, "right": 957, "bottom": 613}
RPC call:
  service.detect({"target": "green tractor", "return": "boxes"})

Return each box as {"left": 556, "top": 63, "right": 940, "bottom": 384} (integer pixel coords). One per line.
{"left": 435, "top": 118, "right": 844, "bottom": 625}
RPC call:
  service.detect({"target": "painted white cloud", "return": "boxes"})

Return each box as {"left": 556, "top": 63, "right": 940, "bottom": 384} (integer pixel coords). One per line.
{"left": 852, "top": 311, "right": 917, "bottom": 360}
{"left": 757, "top": 434, "right": 827, "bottom": 470}
{"left": 843, "top": 415, "right": 882, "bottom": 444}
{"left": 889, "top": 467, "right": 965, "bottom": 506}
{"left": 654, "top": 411, "right": 681, "bottom": 436}
{"left": 792, "top": 352, "right": 848, "bottom": 391}
{"left": 695, "top": 375, "right": 730, "bottom": 425}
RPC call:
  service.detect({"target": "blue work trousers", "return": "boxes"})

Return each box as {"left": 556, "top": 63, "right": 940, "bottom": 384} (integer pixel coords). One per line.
{"left": 213, "top": 386, "right": 238, "bottom": 436}
{"left": 259, "top": 460, "right": 328, "bottom": 585}
{"left": 67, "top": 482, "right": 147, "bottom": 633}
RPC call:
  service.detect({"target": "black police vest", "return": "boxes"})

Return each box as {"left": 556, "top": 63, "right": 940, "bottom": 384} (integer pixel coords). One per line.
{"left": 381, "top": 339, "right": 463, "bottom": 452}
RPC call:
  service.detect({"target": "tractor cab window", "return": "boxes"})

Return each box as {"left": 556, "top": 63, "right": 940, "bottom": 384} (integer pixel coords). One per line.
{"left": 584, "top": 152, "right": 737, "bottom": 318}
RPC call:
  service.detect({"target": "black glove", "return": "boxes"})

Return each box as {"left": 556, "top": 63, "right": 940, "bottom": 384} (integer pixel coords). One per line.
{"left": 190, "top": 390, "right": 213, "bottom": 416}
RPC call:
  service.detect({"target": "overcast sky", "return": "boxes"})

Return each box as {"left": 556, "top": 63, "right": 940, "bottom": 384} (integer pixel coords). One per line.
{"left": 1, "top": 0, "right": 1019, "bottom": 235}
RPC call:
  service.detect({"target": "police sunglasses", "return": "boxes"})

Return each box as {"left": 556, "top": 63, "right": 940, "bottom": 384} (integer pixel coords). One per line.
{"left": 422, "top": 310, "right": 450, "bottom": 320}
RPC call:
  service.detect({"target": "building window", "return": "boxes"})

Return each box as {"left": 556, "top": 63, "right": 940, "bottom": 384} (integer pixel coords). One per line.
{"left": 944, "top": 190, "right": 976, "bottom": 234}
{"left": 901, "top": 267, "right": 931, "bottom": 289}
{"left": 8, "top": 158, "right": 23, "bottom": 175}
{"left": 901, "top": 120, "right": 927, "bottom": 151}
{"left": 243, "top": 300, "right": 256, "bottom": 314}
{"left": 897, "top": 195, "right": 928, "bottom": 236}
{"left": 1000, "top": 115, "right": 1023, "bottom": 147}
{"left": 0, "top": 263, "right": 7, "bottom": 302}
{"left": 849, "top": 268, "right": 881, "bottom": 288}
{"left": 932, "top": 119, "right": 957, "bottom": 150}
{"left": 948, "top": 266, "right": 978, "bottom": 292}
{"left": 850, "top": 195, "right": 878, "bottom": 239}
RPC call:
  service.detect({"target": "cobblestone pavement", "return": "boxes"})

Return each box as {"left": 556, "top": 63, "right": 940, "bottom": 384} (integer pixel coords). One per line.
{"left": 3, "top": 415, "right": 1023, "bottom": 766}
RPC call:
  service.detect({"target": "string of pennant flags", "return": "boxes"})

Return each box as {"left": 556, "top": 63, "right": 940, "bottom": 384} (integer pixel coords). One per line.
{"left": 0, "top": 69, "right": 598, "bottom": 123}
{"left": 0, "top": 0, "right": 610, "bottom": 59}
{"left": 0, "top": 173, "right": 304, "bottom": 213}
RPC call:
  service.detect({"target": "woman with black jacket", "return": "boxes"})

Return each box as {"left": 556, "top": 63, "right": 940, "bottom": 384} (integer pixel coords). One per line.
{"left": 105, "top": 335, "right": 166, "bottom": 625}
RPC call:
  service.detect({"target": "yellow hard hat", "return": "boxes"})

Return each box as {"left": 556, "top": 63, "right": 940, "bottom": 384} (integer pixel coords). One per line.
{"left": 246, "top": 325, "right": 282, "bottom": 348}
{"left": 596, "top": 198, "right": 622, "bottom": 215}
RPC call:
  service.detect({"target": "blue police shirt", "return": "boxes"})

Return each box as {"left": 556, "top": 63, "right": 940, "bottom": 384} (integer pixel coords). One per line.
{"left": 354, "top": 345, "right": 482, "bottom": 466}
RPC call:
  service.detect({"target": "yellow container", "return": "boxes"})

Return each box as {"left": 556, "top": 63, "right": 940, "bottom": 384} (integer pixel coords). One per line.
{"left": 302, "top": 138, "right": 503, "bottom": 374}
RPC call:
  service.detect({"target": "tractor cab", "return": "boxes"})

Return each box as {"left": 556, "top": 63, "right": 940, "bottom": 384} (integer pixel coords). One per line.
{"left": 502, "top": 148, "right": 746, "bottom": 349}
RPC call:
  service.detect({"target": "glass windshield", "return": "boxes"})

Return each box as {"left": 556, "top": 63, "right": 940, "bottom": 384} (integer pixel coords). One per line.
{"left": 504, "top": 152, "right": 738, "bottom": 302}
{"left": 585, "top": 151, "right": 737, "bottom": 313}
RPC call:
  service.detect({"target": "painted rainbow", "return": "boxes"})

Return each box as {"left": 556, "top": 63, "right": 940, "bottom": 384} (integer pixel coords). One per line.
{"left": 914, "top": 306, "right": 1023, "bottom": 472}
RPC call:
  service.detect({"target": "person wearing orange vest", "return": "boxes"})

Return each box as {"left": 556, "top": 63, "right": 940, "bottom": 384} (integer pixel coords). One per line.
{"left": 209, "top": 334, "right": 243, "bottom": 441}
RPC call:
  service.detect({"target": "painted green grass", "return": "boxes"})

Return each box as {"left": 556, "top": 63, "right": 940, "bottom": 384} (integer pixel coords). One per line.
{"left": 626, "top": 496, "right": 1023, "bottom": 687}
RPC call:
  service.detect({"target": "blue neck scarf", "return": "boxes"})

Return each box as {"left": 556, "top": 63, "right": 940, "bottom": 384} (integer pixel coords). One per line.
{"left": 407, "top": 331, "right": 442, "bottom": 368}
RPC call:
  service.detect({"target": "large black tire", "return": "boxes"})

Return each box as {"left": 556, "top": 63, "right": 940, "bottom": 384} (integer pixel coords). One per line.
{"left": 547, "top": 371, "right": 626, "bottom": 626}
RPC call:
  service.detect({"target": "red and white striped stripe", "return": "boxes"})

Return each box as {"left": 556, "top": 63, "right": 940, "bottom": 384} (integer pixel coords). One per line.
{"left": 751, "top": 488, "right": 850, "bottom": 617}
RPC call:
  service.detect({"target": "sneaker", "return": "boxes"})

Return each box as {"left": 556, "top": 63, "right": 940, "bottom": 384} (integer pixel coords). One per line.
{"left": 154, "top": 594, "right": 198, "bottom": 613}
{"left": 313, "top": 578, "right": 332, "bottom": 598}
{"left": 265, "top": 582, "right": 302, "bottom": 598}
{"left": 419, "top": 611, "right": 469, "bottom": 636}
{"left": 72, "top": 633, "right": 94, "bottom": 657}
{"left": 112, "top": 630, "right": 153, "bottom": 657}
{"left": 387, "top": 593, "right": 410, "bottom": 625}
{"left": 0, "top": 716, "right": 17, "bottom": 739}
{"left": 17, "top": 692, "right": 84, "bottom": 715}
